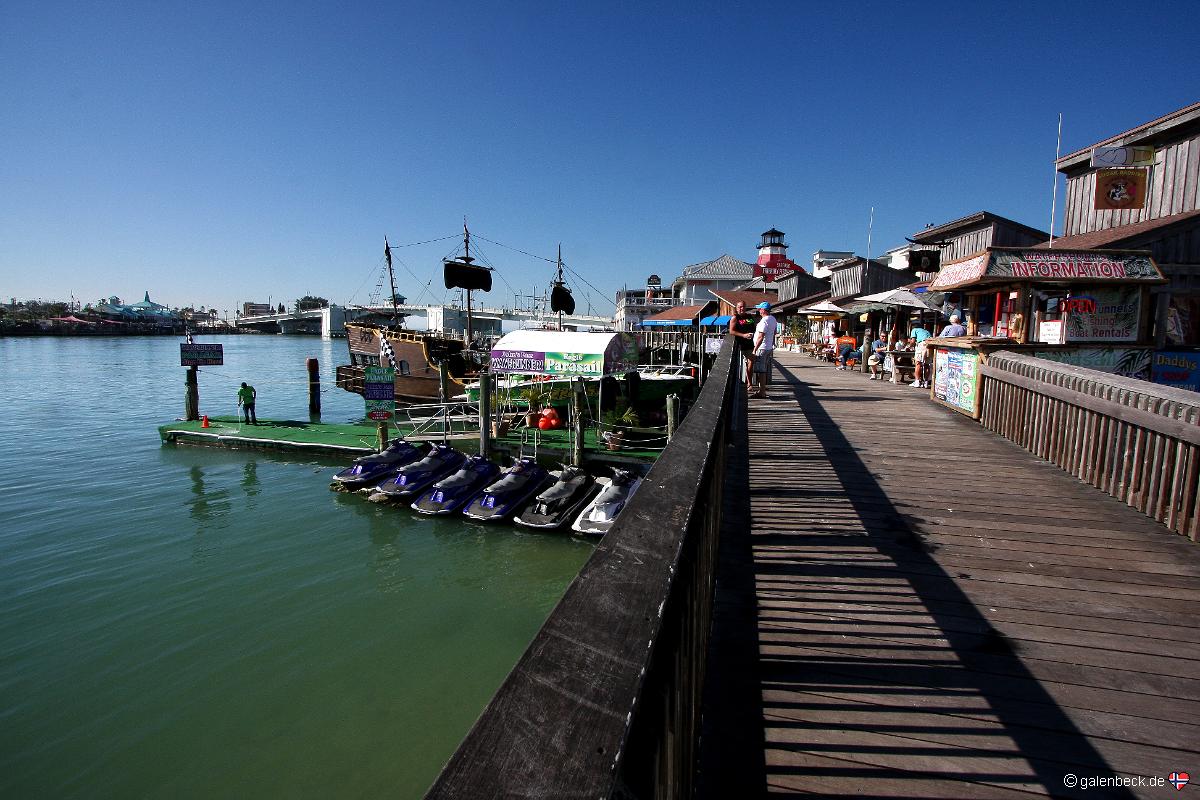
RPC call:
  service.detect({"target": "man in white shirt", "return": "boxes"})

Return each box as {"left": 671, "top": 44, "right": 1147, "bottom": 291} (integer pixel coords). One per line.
{"left": 751, "top": 301, "right": 778, "bottom": 398}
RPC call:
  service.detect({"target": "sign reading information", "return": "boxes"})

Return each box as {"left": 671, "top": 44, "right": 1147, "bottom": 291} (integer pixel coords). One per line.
{"left": 931, "top": 249, "right": 1163, "bottom": 290}
{"left": 180, "top": 343, "right": 224, "bottom": 366}
{"left": 363, "top": 365, "right": 395, "bottom": 420}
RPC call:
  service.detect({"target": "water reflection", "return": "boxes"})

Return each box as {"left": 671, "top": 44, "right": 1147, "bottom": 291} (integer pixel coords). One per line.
{"left": 242, "top": 461, "right": 260, "bottom": 497}
{"left": 187, "top": 464, "right": 231, "bottom": 528}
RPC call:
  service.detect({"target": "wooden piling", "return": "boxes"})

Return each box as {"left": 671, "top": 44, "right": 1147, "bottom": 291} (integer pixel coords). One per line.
{"left": 184, "top": 365, "right": 199, "bottom": 421}
{"left": 306, "top": 357, "right": 321, "bottom": 416}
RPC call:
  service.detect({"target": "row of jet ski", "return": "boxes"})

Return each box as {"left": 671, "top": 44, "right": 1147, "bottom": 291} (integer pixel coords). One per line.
{"left": 330, "top": 439, "right": 644, "bottom": 535}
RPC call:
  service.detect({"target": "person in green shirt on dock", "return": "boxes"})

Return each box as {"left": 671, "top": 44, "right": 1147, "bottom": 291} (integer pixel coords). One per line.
{"left": 237, "top": 382, "right": 258, "bottom": 425}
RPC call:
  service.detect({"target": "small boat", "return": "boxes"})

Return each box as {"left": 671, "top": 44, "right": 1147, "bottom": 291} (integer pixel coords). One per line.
{"left": 570, "top": 468, "right": 644, "bottom": 536}
{"left": 462, "top": 456, "right": 552, "bottom": 523}
{"left": 369, "top": 443, "right": 466, "bottom": 502}
{"left": 514, "top": 465, "right": 599, "bottom": 531}
{"left": 330, "top": 438, "right": 427, "bottom": 491}
{"left": 410, "top": 455, "right": 502, "bottom": 515}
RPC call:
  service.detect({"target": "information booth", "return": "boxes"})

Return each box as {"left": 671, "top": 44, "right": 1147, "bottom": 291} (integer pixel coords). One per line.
{"left": 924, "top": 247, "right": 1167, "bottom": 417}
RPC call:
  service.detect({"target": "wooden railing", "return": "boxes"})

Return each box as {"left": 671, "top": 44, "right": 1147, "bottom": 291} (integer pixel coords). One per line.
{"left": 980, "top": 351, "right": 1200, "bottom": 540}
{"left": 335, "top": 364, "right": 365, "bottom": 395}
{"left": 425, "top": 338, "right": 737, "bottom": 799}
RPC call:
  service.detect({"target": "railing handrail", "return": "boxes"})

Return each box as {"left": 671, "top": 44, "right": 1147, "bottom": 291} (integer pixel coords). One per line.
{"left": 426, "top": 337, "right": 737, "bottom": 798}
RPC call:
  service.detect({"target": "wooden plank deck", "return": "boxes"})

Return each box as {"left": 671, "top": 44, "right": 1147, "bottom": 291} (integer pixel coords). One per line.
{"left": 703, "top": 350, "right": 1200, "bottom": 799}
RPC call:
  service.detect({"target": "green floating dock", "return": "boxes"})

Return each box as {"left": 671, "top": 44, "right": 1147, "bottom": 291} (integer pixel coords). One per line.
{"left": 159, "top": 417, "right": 381, "bottom": 456}
{"left": 159, "top": 416, "right": 663, "bottom": 466}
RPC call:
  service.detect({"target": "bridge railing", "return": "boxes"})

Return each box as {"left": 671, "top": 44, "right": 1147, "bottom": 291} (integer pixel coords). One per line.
{"left": 425, "top": 337, "right": 737, "bottom": 799}
{"left": 980, "top": 351, "right": 1200, "bottom": 540}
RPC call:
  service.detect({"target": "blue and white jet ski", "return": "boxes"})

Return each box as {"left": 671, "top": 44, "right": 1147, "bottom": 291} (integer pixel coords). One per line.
{"left": 330, "top": 439, "right": 427, "bottom": 491}
{"left": 570, "top": 468, "right": 643, "bottom": 536}
{"left": 369, "top": 443, "right": 466, "bottom": 502}
{"left": 461, "top": 456, "right": 552, "bottom": 523}
{"left": 410, "top": 455, "right": 502, "bottom": 515}
{"left": 513, "top": 464, "right": 599, "bottom": 531}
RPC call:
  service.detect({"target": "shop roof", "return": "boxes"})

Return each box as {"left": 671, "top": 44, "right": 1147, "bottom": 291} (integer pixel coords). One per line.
{"left": 909, "top": 211, "right": 1048, "bottom": 244}
{"left": 710, "top": 289, "right": 778, "bottom": 309}
{"left": 1031, "top": 208, "right": 1200, "bottom": 251}
{"left": 1057, "top": 101, "right": 1200, "bottom": 171}
{"left": 642, "top": 302, "right": 711, "bottom": 322}
{"left": 679, "top": 254, "right": 755, "bottom": 280}
{"left": 772, "top": 289, "right": 832, "bottom": 316}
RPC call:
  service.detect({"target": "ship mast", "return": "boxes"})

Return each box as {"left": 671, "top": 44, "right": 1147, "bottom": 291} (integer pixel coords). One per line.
{"left": 384, "top": 236, "right": 400, "bottom": 327}
{"left": 463, "top": 222, "right": 473, "bottom": 346}
{"left": 556, "top": 244, "right": 564, "bottom": 330}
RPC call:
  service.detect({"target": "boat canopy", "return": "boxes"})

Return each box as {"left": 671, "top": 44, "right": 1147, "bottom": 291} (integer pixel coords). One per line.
{"left": 489, "top": 330, "right": 639, "bottom": 377}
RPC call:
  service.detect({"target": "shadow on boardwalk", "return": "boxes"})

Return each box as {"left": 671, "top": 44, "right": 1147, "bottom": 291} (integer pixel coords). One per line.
{"left": 702, "top": 352, "right": 1200, "bottom": 798}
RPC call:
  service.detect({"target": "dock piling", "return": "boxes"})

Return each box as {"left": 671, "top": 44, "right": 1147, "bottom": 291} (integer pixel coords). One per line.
{"left": 184, "top": 366, "right": 199, "bottom": 421}
{"left": 306, "top": 357, "right": 321, "bottom": 417}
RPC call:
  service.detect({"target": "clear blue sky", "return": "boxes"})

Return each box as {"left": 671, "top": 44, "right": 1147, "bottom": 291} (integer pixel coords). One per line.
{"left": 2, "top": 1, "right": 1197, "bottom": 317}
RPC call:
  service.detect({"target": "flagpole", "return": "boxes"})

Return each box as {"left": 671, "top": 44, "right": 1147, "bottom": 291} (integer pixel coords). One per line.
{"left": 1049, "top": 112, "right": 1062, "bottom": 248}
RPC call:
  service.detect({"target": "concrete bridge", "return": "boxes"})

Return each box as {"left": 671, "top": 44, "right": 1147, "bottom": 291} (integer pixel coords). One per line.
{"left": 235, "top": 303, "right": 613, "bottom": 337}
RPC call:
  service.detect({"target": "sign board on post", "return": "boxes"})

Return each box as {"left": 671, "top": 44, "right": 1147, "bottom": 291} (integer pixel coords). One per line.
{"left": 180, "top": 343, "right": 224, "bottom": 366}
{"left": 363, "top": 365, "right": 395, "bottom": 420}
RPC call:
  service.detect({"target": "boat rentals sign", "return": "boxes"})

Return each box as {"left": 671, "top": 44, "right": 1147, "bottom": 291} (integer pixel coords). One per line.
{"left": 363, "top": 366, "right": 395, "bottom": 420}
{"left": 180, "top": 343, "right": 223, "bottom": 366}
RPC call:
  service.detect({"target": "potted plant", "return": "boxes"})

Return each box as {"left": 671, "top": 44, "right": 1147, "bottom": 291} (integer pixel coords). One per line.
{"left": 524, "top": 390, "right": 545, "bottom": 428}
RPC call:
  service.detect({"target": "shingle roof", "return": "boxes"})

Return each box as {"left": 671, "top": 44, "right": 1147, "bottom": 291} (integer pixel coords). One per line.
{"left": 680, "top": 254, "right": 755, "bottom": 280}
{"left": 1030, "top": 208, "right": 1200, "bottom": 251}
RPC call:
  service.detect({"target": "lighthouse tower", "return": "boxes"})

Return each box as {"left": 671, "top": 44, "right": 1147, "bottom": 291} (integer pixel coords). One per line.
{"left": 755, "top": 228, "right": 803, "bottom": 281}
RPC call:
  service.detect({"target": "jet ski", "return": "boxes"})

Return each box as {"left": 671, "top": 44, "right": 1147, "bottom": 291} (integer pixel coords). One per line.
{"left": 368, "top": 443, "right": 466, "bottom": 502}
{"left": 462, "top": 456, "right": 552, "bottom": 523}
{"left": 514, "top": 465, "right": 599, "bottom": 531}
{"left": 410, "top": 455, "right": 502, "bottom": 515}
{"left": 570, "top": 468, "right": 644, "bottom": 536}
{"left": 330, "top": 438, "right": 427, "bottom": 491}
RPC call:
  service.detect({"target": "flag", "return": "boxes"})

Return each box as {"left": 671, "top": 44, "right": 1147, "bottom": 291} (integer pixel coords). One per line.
{"left": 379, "top": 334, "right": 396, "bottom": 366}
{"left": 184, "top": 328, "right": 194, "bottom": 345}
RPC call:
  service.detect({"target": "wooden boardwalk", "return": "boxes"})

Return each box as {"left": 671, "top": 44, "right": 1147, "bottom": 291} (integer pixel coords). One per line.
{"left": 701, "top": 350, "right": 1200, "bottom": 798}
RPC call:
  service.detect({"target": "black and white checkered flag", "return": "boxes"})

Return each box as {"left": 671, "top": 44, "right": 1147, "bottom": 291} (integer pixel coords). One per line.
{"left": 184, "top": 328, "right": 194, "bottom": 345}
{"left": 379, "top": 335, "right": 396, "bottom": 366}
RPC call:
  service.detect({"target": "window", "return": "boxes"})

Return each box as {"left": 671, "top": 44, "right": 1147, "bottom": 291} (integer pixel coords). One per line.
{"left": 397, "top": 360, "right": 411, "bottom": 376}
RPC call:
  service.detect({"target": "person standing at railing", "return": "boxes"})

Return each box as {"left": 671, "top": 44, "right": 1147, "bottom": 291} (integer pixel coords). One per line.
{"left": 751, "top": 302, "right": 778, "bottom": 399}
{"left": 729, "top": 301, "right": 757, "bottom": 388}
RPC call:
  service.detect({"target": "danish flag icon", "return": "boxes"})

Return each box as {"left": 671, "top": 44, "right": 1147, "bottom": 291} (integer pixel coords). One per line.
{"left": 1169, "top": 772, "right": 1190, "bottom": 790}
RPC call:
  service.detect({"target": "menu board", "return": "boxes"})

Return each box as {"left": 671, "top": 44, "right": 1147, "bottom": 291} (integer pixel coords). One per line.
{"left": 932, "top": 347, "right": 981, "bottom": 417}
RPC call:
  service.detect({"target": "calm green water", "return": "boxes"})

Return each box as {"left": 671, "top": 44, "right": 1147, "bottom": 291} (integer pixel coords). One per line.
{"left": 0, "top": 335, "right": 592, "bottom": 799}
